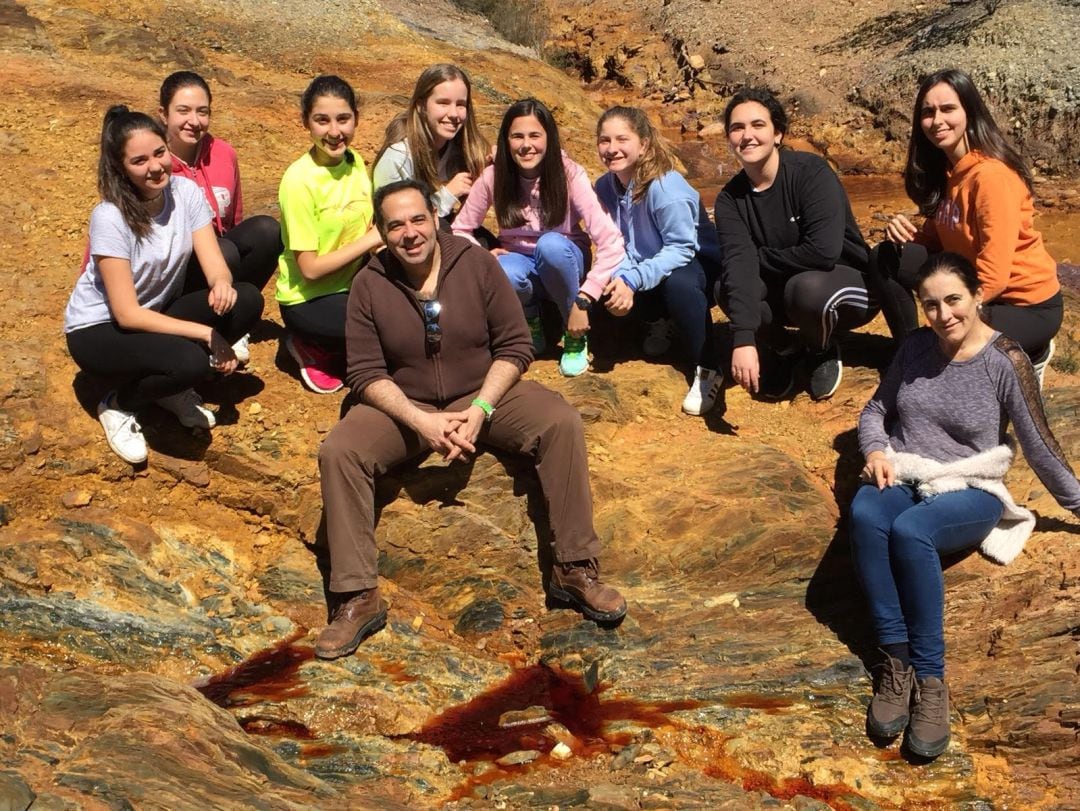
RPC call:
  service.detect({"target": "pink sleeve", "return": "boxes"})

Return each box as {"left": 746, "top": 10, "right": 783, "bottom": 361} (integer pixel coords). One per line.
{"left": 567, "top": 162, "right": 626, "bottom": 301}
{"left": 451, "top": 166, "right": 495, "bottom": 247}
{"left": 233, "top": 157, "right": 244, "bottom": 224}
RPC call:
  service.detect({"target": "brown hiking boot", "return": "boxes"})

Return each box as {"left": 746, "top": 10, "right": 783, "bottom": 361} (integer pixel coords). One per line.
{"left": 906, "top": 676, "right": 950, "bottom": 758}
{"left": 315, "top": 589, "right": 388, "bottom": 660}
{"left": 867, "top": 652, "right": 915, "bottom": 738}
{"left": 548, "top": 558, "right": 627, "bottom": 623}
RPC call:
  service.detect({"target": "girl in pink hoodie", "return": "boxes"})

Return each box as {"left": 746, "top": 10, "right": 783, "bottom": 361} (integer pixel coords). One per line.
{"left": 158, "top": 72, "right": 281, "bottom": 331}
{"left": 453, "top": 98, "right": 626, "bottom": 377}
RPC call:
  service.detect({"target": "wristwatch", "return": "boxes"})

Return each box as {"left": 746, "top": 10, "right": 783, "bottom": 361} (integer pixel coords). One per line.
{"left": 573, "top": 295, "right": 593, "bottom": 312}
{"left": 471, "top": 397, "right": 495, "bottom": 422}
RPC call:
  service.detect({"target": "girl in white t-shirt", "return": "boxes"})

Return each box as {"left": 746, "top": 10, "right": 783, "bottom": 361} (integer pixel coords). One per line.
{"left": 64, "top": 105, "right": 264, "bottom": 464}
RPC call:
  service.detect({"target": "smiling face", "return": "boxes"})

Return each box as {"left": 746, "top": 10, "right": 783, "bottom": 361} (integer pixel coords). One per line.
{"left": 380, "top": 187, "right": 438, "bottom": 269}
{"left": 160, "top": 85, "right": 211, "bottom": 154}
{"left": 726, "top": 100, "right": 782, "bottom": 171}
{"left": 122, "top": 128, "right": 172, "bottom": 199}
{"left": 597, "top": 116, "right": 646, "bottom": 184}
{"left": 919, "top": 82, "right": 970, "bottom": 164}
{"left": 507, "top": 114, "right": 548, "bottom": 178}
{"left": 424, "top": 78, "right": 468, "bottom": 150}
{"left": 918, "top": 270, "right": 984, "bottom": 349}
{"left": 305, "top": 95, "right": 357, "bottom": 166}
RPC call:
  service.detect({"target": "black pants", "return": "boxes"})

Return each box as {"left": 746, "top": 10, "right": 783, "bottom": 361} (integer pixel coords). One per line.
{"left": 633, "top": 256, "right": 721, "bottom": 369}
{"left": 867, "top": 242, "right": 1062, "bottom": 357}
{"left": 280, "top": 293, "right": 348, "bottom": 353}
{"left": 718, "top": 265, "right": 877, "bottom": 351}
{"left": 183, "top": 215, "right": 282, "bottom": 294}
{"left": 66, "top": 284, "right": 264, "bottom": 411}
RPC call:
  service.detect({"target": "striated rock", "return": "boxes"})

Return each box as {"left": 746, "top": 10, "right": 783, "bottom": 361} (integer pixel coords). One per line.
{"left": 0, "top": 0, "right": 1077, "bottom": 808}
{"left": 0, "top": 770, "right": 35, "bottom": 811}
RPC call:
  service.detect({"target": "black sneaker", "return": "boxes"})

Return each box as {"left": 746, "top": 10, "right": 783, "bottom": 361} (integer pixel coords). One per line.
{"left": 807, "top": 344, "right": 843, "bottom": 401}
{"left": 757, "top": 347, "right": 799, "bottom": 401}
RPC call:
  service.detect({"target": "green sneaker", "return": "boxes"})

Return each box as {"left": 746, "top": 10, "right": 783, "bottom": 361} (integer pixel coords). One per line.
{"left": 527, "top": 316, "right": 547, "bottom": 355}
{"left": 559, "top": 333, "right": 589, "bottom": 377}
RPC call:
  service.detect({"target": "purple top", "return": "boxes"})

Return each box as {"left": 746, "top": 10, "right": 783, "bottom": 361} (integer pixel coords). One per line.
{"left": 859, "top": 328, "right": 1080, "bottom": 513}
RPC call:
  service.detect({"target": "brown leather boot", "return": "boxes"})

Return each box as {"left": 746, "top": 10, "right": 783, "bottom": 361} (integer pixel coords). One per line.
{"left": 906, "top": 676, "right": 950, "bottom": 758}
{"left": 315, "top": 589, "right": 388, "bottom": 660}
{"left": 867, "top": 652, "right": 915, "bottom": 738}
{"left": 548, "top": 558, "right": 627, "bottom": 623}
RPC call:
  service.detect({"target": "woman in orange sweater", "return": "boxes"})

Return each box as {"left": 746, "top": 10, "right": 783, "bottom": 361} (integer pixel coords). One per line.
{"left": 868, "top": 68, "right": 1061, "bottom": 377}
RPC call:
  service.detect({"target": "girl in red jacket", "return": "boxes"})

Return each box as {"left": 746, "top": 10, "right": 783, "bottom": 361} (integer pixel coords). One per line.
{"left": 159, "top": 71, "right": 281, "bottom": 360}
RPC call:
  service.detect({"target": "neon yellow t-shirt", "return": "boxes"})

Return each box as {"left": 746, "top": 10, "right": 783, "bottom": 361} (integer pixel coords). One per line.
{"left": 275, "top": 148, "right": 374, "bottom": 305}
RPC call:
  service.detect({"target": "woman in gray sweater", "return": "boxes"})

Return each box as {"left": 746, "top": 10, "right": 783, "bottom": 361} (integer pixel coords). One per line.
{"left": 851, "top": 252, "right": 1080, "bottom": 759}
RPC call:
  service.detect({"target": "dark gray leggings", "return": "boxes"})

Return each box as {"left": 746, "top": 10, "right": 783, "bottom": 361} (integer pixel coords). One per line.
{"left": 867, "top": 242, "right": 1062, "bottom": 357}
{"left": 66, "top": 284, "right": 264, "bottom": 411}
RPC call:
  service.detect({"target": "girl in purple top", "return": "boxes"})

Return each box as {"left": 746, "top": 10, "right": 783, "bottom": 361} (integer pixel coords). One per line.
{"left": 851, "top": 252, "right": 1080, "bottom": 759}
{"left": 452, "top": 99, "right": 626, "bottom": 377}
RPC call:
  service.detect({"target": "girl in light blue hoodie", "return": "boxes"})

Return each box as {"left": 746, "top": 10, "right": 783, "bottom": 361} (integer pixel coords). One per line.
{"left": 595, "top": 106, "right": 723, "bottom": 415}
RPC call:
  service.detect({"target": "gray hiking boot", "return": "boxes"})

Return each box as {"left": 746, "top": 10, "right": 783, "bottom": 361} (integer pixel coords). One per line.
{"left": 867, "top": 652, "right": 915, "bottom": 738}
{"left": 906, "top": 676, "right": 951, "bottom": 758}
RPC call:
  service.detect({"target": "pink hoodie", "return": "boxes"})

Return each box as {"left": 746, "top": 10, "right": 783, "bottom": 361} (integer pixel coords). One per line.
{"left": 452, "top": 153, "right": 626, "bottom": 301}
{"left": 169, "top": 133, "right": 243, "bottom": 235}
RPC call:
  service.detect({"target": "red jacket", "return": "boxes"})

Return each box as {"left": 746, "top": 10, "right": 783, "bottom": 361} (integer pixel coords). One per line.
{"left": 170, "top": 133, "right": 243, "bottom": 235}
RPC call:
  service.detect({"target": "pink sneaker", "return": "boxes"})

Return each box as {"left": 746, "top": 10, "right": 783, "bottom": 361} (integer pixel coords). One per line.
{"left": 286, "top": 335, "right": 344, "bottom": 394}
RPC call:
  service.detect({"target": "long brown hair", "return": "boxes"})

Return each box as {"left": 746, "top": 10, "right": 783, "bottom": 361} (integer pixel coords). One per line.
{"left": 596, "top": 106, "right": 675, "bottom": 204}
{"left": 493, "top": 98, "right": 567, "bottom": 229}
{"left": 375, "top": 64, "right": 489, "bottom": 188}
{"left": 98, "top": 105, "right": 169, "bottom": 240}
{"left": 905, "top": 68, "right": 1034, "bottom": 216}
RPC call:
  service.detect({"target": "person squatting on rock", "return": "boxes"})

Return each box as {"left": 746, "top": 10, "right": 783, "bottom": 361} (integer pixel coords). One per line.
{"left": 850, "top": 252, "right": 1080, "bottom": 759}
{"left": 714, "top": 87, "right": 877, "bottom": 402}
{"left": 64, "top": 106, "right": 264, "bottom": 464}
{"left": 276, "top": 75, "right": 383, "bottom": 395}
{"left": 452, "top": 98, "right": 627, "bottom": 378}
{"left": 158, "top": 71, "right": 283, "bottom": 309}
{"left": 315, "top": 179, "right": 628, "bottom": 660}
{"left": 372, "top": 63, "right": 490, "bottom": 226}
{"left": 594, "top": 106, "right": 725, "bottom": 416}
{"left": 868, "top": 69, "right": 1062, "bottom": 385}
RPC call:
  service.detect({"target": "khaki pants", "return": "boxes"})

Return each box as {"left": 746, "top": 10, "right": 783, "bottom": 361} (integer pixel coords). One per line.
{"left": 318, "top": 380, "right": 601, "bottom": 593}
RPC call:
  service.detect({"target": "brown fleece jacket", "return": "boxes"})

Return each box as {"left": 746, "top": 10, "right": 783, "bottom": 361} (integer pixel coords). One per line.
{"left": 345, "top": 231, "right": 533, "bottom": 405}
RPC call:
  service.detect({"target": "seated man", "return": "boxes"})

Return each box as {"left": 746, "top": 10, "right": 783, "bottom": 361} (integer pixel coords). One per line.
{"left": 315, "top": 179, "right": 628, "bottom": 660}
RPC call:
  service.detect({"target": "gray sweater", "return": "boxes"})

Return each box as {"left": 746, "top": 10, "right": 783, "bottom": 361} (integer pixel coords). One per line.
{"left": 859, "top": 328, "right": 1080, "bottom": 513}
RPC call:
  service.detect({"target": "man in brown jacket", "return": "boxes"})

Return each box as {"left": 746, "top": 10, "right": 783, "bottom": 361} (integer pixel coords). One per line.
{"left": 315, "top": 179, "right": 627, "bottom": 659}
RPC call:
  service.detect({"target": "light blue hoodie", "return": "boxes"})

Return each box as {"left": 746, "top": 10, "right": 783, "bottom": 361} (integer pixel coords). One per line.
{"left": 595, "top": 169, "right": 721, "bottom": 292}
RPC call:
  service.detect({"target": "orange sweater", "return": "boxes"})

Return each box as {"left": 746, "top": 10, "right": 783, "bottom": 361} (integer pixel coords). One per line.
{"left": 917, "top": 151, "right": 1058, "bottom": 305}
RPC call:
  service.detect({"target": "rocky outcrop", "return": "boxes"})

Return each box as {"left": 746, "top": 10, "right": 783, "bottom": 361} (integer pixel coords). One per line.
{"left": 0, "top": 0, "right": 1078, "bottom": 808}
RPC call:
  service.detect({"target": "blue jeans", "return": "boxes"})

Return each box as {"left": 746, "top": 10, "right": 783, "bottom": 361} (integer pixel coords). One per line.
{"left": 498, "top": 232, "right": 584, "bottom": 325}
{"left": 849, "top": 483, "right": 1003, "bottom": 677}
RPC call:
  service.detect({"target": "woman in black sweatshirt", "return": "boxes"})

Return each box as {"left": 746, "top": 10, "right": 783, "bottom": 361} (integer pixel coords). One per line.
{"left": 714, "top": 88, "right": 876, "bottom": 401}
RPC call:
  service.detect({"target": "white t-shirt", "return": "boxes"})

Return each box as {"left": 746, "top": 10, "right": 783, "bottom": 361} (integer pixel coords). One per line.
{"left": 64, "top": 176, "right": 212, "bottom": 333}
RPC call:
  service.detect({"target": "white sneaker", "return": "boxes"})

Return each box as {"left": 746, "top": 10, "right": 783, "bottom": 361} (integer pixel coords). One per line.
{"left": 682, "top": 366, "right": 722, "bottom": 416}
{"left": 156, "top": 388, "right": 216, "bottom": 429}
{"left": 97, "top": 393, "right": 147, "bottom": 464}
{"left": 232, "top": 333, "right": 251, "bottom": 365}
{"left": 642, "top": 318, "right": 674, "bottom": 357}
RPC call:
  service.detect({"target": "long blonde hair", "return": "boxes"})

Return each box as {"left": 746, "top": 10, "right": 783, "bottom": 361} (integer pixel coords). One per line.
{"left": 376, "top": 64, "right": 489, "bottom": 188}
{"left": 597, "top": 106, "right": 675, "bottom": 204}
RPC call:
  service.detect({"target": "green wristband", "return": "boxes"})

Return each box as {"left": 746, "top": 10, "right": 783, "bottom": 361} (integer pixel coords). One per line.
{"left": 471, "top": 397, "right": 494, "bottom": 421}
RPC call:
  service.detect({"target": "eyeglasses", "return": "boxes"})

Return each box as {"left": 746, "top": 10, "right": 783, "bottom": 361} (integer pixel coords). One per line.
{"left": 421, "top": 299, "right": 442, "bottom": 354}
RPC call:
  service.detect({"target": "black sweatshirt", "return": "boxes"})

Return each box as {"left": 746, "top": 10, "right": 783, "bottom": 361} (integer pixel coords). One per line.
{"left": 714, "top": 150, "right": 869, "bottom": 347}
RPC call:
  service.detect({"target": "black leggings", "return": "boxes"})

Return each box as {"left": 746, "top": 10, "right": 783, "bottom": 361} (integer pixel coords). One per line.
{"left": 633, "top": 256, "right": 721, "bottom": 369}
{"left": 867, "top": 242, "right": 1062, "bottom": 357}
{"left": 280, "top": 293, "right": 348, "bottom": 352}
{"left": 183, "top": 215, "right": 282, "bottom": 294}
{"left": 66, "top": 284, "right": 264, "bottom": 411}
